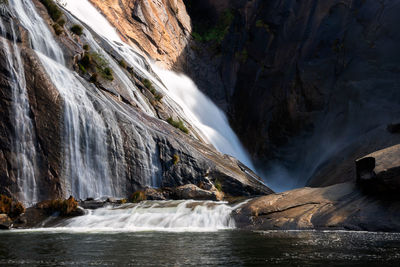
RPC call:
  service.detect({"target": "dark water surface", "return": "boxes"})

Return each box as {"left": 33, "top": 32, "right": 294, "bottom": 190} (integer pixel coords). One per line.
{"left": 0, "top": 230, "right": 399, "bottom": 266}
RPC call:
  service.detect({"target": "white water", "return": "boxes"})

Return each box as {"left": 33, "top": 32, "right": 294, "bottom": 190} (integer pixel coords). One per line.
{"left": 47, "top": 200, "right": 237, "bottom": 232}
{"left": 0, "top": 15, "right": 38, "bottom": 203}
{"left": 10, "top": 0, "right": 122, "bottom": 199}
{"left": 62, "top": 0, "right": 256, "bottom": 170}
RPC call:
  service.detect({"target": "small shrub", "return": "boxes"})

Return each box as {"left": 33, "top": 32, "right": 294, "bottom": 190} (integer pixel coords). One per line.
{"left": 0, "top": 195, "right": 25, "bottom": 218}
{"left": 52, "top": 23, "right": 63, "bottom": 35}
{"left": 39, "top": 196, "right": 78, "bottom": 216}
{"left": 173, "top": 154, "right": 180, "bottom": 165}
{"left": 101, "top": 67, "right": 114, "bottom": 81}
{"left": 119, "top": 59, "right": 127, "bottom": 68}
{"left": 39, "top": 0, "right": 63, "bottom": 22}
{"left": 70, "top": 24, "right": 83, "bottom": 36}
{"left": 214, "top": 179, "right": 222, "bottom": 192}
{"left": 10, "top": 201, "right": 25, "bottom": 218}
{"left": 83, "top": 44, "right": 90, "bottom": 51}
{"left": 129, "top": 191, "right": 146, "bottom": 203}
{"left": 57, "top": 18, "right": 66, "bottom": 27}
{"left": 78, "top": 51, "right": 114, "bottom": 81}
{"left": 0, "top": 195, "right": 12, "bottom": 214}
{"left": 142, "top": 78, "right": 153, "bottom": 90}
{"left": 142, "top": 78, "right": 163, "bottom": 101}
{"left": 167, "top": 117, "right": 189, "bottom": 134}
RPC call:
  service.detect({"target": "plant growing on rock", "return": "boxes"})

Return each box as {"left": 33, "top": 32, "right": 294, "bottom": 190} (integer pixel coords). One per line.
{"left": 39, "top": 0, "right": 62, "bottom": 21}
{"left": 130, "top": 191, "right": 146, "bottom": 203}
{"left": 214, "top": 179, "right": 222, "bottom": 192}
{"left": 142, "top": 78, "right": 163, "bottom": 101}
{"left": 40, "top": 0, "right": 66, "bottom": 35}
{"left": 78, "top": 51, "right": 114, "bottom": 81}
{"left": 167, "top": 117, "right": 189, "bottom": 134}
{"left": 37, "top": 196, "right": 78, "bottom": 216}
{"left": 0, "top": 195, "right": 25, "bottom": 218}
{"left": 70, "top": 24, "right": 83, "bottom": 36}
{"left": 173, "top": 154, "right": 180, "bottom": 165}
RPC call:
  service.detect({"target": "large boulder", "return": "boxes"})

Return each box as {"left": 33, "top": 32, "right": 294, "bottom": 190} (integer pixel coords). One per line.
{"left": 356, "top": 144, "right": 400, "bottom": 194}
{"left": 172, "top": 184, "right": 220, "bottom": 201}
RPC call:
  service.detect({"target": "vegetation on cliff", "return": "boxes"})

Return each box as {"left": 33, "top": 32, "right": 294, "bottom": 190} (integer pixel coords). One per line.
{"left": 37, "top": 196, "right": 79, "bottom": 216}
{"left": 167, "top": 117, "right": 189, "bottom": 134}
{"left": 0, "top": 195, "right": 25, "bottom": 218}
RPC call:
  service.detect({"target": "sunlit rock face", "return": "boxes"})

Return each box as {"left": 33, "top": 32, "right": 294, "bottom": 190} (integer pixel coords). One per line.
{"left": 89, "top": 0, "right": 192, "bottom": 69}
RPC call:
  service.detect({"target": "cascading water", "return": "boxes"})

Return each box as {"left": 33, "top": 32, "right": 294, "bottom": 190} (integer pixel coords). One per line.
{"left": 0, "top": 14, "right": 38, "bottom": 203}
{"left": 50, "top": 200, "right": 239, "bottom": 232}
{"left": 62, "top": 0, "right": 256, "bottom": 171}
{"left": 10, "top": 0, "right": 123, "bottom": 199}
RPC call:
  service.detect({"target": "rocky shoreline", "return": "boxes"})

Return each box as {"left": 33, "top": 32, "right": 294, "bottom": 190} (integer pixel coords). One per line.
{"left": 1, "top": 144, "right": 400, "bottom": 232}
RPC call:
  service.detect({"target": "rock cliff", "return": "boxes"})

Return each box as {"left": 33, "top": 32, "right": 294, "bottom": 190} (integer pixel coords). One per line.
{"left": 0, "top": 0, "right": 273, "bottom": 202}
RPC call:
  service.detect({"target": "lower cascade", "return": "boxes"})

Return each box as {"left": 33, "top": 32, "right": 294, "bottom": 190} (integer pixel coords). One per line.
{"left": 51, "top": 200, "right": 238, "bottom": 232}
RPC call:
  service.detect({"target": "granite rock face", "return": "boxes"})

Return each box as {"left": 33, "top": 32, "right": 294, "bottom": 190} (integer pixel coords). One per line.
{"left": 233, "top": 182, "right": 400, "bottom": 232}
{"left": 0, "top": 3, "right": 273, "bottom": 202}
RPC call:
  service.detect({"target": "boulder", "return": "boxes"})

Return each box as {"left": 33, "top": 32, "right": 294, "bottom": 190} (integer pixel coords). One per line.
{"left": 172, "top": 184, "right": 218, "bottom": 201}
{"left": 0, "top": 214, "right": 12, "bottom": 229}
{"left": 144, "top": 188, "right": 166, "bottom": 201}
{"left": 356, "top": 144, "right": 400, "bottom": 194}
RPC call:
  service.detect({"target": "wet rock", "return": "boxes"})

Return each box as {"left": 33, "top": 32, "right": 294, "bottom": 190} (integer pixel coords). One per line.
{"left": 144, "top": 188, "right": 166, "bottom": 201}
{"left": 356, "top": 144, "right": 400, "bottom": 195}
{"left": 0, "top": 214, "right": 12, "bottom": 229}
{"left": 172, "top": 184, "right": 218, "bottom": 201}
{"left": 79, "top": 199, "right": 108, "bottom": 210}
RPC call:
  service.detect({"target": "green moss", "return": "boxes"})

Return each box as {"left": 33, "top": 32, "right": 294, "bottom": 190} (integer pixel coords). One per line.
{"left": 83, "top": 44, "right": 90, "bottom": 51}
{"left": 173, "top": 154, "right": 180, "bottom": 165}
{"left": 167, "top": 117, "right": 189, "bottom": 134}
{"left": 130, "top": 191, "right": 146, "bottom": 203}
{"left": 70, "top": 24, "right": 83, "bottom": 36}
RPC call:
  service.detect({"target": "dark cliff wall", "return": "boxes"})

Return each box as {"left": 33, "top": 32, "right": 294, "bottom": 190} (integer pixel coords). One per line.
{"left": 181, "top": 0, "right": 400, "bottom": 187}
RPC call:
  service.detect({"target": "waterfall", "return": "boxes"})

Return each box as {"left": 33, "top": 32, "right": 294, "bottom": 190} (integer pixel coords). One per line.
{"left": 62, "top": 0, "right": 256, "bottom": 170}
{"left": 57, "top": 200, "right": 237, "bottom": 232}
{"left": 0, "top": 15, "right": 38, "bottom": 203}
{"left": 10, "top": 0, "right": 122, "bottom": 199}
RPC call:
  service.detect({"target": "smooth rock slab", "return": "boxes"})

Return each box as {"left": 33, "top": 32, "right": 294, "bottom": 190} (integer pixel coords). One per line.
{"left": 233, "top": 182, "right": 400, "bottom": 232}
